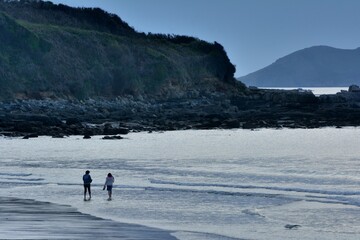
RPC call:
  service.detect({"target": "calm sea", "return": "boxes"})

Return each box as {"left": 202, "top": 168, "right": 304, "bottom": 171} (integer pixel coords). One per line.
{"left": 262, "top": 87, "right": 348, "bottom": 96}
{"left": 1, "top": 128, "right": 360, "bottom": 239}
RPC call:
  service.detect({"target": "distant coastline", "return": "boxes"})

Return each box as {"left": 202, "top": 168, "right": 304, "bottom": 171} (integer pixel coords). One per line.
{"left": 259, "top": 87, "right": 348, "bottom": 96}
{"left": 239, "top": 46, "right": 360, "bottom": 87}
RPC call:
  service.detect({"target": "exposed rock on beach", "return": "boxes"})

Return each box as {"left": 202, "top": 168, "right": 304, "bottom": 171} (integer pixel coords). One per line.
{"left": 1, "top": 86, "right": 360, "bottom": 137}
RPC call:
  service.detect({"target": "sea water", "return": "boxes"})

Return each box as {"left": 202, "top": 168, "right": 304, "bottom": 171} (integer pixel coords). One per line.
{"left": 1, "top": 128, "right": 360, "bottom": 240}
{"left": 261, "top": 87, "right": 348, "bottom": 96}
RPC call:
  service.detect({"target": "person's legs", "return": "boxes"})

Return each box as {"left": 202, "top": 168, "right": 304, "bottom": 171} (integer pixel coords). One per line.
{"left": 107, "top": 185, "right": 112, "bottom": 200}
{"left": 84, "top": 184, "right": 91, "bottom": 200}
{"left": 107, "top": 190, "right": 110, "bottom": 199}
{"left": 83, "top": 185, "right": 87, "bottom": 200}
{"left": 88, "top": 185, "right": 91, "bottom": 199}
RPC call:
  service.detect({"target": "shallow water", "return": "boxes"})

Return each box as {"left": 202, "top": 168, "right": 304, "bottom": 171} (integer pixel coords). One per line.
{"left": 1, "top": 128, "right": 360, "bottom": 239}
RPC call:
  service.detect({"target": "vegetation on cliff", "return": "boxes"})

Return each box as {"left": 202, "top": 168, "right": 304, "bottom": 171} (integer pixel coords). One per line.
{"left": 0, "top": 0, "right": 242, "bottom": 100}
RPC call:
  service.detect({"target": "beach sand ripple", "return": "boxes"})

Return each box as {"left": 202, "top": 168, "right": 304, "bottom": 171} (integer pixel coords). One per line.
{"left": 0, "top": 197, "right": 176, "bottom": 240}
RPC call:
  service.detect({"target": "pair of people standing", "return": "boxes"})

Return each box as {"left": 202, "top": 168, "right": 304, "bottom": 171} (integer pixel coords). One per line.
{"left": 82, "top": 170, "right": 115, "bottom": 201}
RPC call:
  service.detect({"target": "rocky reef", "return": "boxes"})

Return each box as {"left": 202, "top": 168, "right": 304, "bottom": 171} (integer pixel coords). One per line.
{"left": 1, "top": 85, "right": 360, "bottom": 137}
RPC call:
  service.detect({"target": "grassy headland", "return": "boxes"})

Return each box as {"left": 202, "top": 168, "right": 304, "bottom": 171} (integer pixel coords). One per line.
{"left": 0, "top": 0, "right": 243, "bottom": 100}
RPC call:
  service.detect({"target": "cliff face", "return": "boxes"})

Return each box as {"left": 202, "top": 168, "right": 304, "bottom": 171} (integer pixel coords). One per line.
{"left": 0, "top": 0, "right": 241, "bottom": 100}
{"left": 238, "top": 46, "right": 360, "bottom": 87}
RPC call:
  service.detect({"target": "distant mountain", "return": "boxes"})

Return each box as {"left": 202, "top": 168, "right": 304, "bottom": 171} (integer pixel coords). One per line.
{"left": 238, "top": 46, "right": 360, "bottom": 87}
{"left": 0, "top": 0, "right": 242, "bottom": 100}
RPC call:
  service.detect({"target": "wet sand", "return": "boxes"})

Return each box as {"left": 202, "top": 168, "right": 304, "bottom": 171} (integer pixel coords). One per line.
{"left": 0, "top": 197, "right": 176, "bottom": 239}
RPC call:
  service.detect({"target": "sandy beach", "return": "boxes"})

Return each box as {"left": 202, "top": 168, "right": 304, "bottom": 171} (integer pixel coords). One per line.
{"left": 0, "top": 197, "right": 176, "bottom": 240}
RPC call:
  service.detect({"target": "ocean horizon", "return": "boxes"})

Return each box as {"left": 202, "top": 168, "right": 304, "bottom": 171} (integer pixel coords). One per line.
{"left": 260, "top": 87, "right": 348, "bottom": 96}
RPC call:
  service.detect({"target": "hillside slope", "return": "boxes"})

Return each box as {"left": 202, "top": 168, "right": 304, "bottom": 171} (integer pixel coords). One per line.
{"left": 238, "top": 46, "right": 360, "bottom": 87}
{"left": 0, "top": 0, "right": 242, "bottom": 100}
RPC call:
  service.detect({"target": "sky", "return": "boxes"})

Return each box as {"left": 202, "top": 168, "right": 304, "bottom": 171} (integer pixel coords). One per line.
{"left": 50, "top": 0, "right": 360, "bottom": 77}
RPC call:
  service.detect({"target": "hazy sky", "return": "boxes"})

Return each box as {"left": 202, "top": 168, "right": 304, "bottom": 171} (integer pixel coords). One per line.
{"left": 50, "top": 0, "right": 360, "bottom": 77}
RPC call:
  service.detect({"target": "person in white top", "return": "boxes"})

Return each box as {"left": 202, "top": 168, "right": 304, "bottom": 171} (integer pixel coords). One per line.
{"left": 103, "top": 173, "right": 115, "bottom": 200}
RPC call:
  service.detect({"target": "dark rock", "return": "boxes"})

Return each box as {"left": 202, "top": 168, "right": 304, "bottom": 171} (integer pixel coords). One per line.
{"left": 194, "top": 119, "right": 222, "bottom": 129}
{"left": 242, "top": 122, "right": 257, "bottom": 130}
{"left": 349, "top": 85, "right": 360, "bottom": 92}
{"left": 66, "top": 118, "right": 81, "bottom": 125}
{"left": 1, "top": 85, "right": 360, "bottom": 134}
{"left": 0, "top": 131, "right": 19, "bottom": 137}
{"left": 103, "top": 125, "right": 129, "bottom": 135}
{"left": 10, "top": 114, "right": 62, "bottom": 126}
{"left": 52, "top": 134, "right": 65, "bottom": 138}
{"left": 222, "top": 119, "right": 240, "bottom": 128}
{"left": 13, "top": 121, "right": 41, "bottom": 133}
{"left": 285, "top": 224, "right": 301, "bottom": 230}
{"left": 83, "top": 134, "right": 91, "bottom": 139}
{"left": 262, "top": 89, "right": 318, "bottom": 104}
{"left": 319, "top": 94, "right": 346, "bottom": 103}
{"left": 102, "top": 135, "right": 123, "bottom": 140}
{"left": 22, "top": 133, "right": 38, "bottom": 139}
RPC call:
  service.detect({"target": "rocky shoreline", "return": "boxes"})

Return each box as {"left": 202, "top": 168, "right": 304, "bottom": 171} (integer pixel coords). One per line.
{"left": 1, "top": 86, "right": 360, "bottom": 138}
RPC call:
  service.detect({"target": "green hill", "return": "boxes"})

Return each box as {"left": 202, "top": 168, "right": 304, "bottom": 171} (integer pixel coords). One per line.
{"left": 0, "top": 0, "right": 242, "bottom": 100}
{"left": 238, "top": 46, "right": 360, "bottom": 87}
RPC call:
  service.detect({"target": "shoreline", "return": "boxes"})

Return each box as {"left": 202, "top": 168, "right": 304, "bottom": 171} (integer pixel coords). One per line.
{"left": 1, "top": 87, "right": 360, "bottom": 137}
{"left": 0, "top": 197, "right": 176, "bottom": 240}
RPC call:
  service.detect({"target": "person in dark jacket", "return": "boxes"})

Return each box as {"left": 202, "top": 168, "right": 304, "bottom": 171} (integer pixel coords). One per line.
{"left": 82, "top": 170, "right": 92, "bottom": 201}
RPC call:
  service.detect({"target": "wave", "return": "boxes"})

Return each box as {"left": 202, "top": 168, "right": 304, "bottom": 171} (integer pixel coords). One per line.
{"left": 0, "top": 181, "right": 47, "bottom": 187}
{"left": 147, "top": 180, "right": 360, "bottom": 208}
{"left": 172, "top": 231, "right": 241, "bottom": 240}
{"left": 149, "top": 179, "right": 360, "bottom": 196}
{"left": 1, "top": 177, "right": 44, "bottom": 181}
{"left": 144, "top": 186, "right": 286, "bottom": 200}
{"left": 241, "top": 208, "right": 265, "bottom": 218}
{"left": 0, "top": 173, "right": 32, "bottom": 177}
{"left": 0, "top": 172, "right": 44, "bottom": 183}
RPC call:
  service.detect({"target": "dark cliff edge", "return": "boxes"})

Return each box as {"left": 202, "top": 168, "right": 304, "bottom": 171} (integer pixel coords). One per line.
{"left": 1, "top": 1, "right": 360, "bottom": 137}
